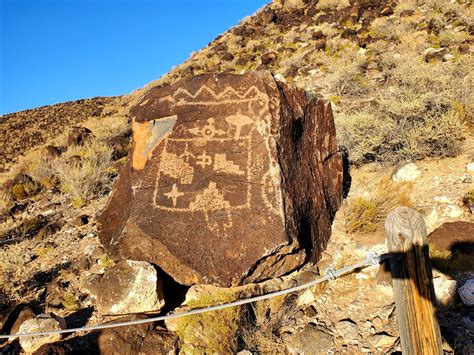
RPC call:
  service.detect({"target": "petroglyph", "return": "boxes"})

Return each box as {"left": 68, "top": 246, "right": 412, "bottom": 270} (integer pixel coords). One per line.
{"left": 150, "top": 83, "right": 281, "bottom": 235}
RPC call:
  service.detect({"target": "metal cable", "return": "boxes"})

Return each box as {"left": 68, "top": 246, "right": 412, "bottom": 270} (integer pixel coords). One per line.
{"left": 1, "top": 252, "right": 392, "bottom": 339}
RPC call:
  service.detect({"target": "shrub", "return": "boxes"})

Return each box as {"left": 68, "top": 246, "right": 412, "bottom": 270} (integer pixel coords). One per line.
{"left": 240, "top": 295, "right": 299, "bottom": 353}
{"left": 326, "top": 54, "right": 369, "bottom": 96}
{"left": 336, "top": 110, "right": 393, "bottom": 164}
{"left": 345, "top": 176, "right": 412, "bottom": 233}
{"left": 83, "top": 113, "right": 130, "bottom": 139}
{"left": 52, "top": 140, "right": 114, "bottom": 207}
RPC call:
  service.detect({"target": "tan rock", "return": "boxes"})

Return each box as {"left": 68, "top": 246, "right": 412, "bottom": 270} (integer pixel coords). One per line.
{"left": 18, "top": 315, "right": 64, "bottom": 353}
{"left": 83, "top": 260, "right": 165, "bottom": 315}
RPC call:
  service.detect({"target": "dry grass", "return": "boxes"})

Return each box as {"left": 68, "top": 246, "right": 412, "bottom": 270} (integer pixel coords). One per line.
{"left": 429, "top": 245, "right": 474, "bottom": 274}
{"left": 316, "top": 0, "right": 350, "bottom": 10}
{"left": 345, "top": 176, "right": 412, "bottom": 233}
{"left": 0, "top": 189, "right": 12, "bottom": 215}
{"left": 240, "top": 294, "right": 299, "bottom": 353}
{"left": 52, "top": 139, "right": 114, "bottom": 207}
{"left": 82, "top": 113, "right": 130, "bottom": 140}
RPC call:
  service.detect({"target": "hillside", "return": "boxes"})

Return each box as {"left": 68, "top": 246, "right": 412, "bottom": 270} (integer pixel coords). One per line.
{"left": 1, "top": 0, "right": 473, "bottom": 353}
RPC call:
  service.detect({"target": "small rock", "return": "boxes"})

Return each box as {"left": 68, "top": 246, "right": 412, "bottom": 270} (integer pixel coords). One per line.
{"left": 9, "top": 307, "right": 35, "bottom": 340}
{"left": 458, "top": 279, "right": 474, "bottom": 306}
{"left": 72, "top": 214, "right": 89, "bottom": 227}
{"left": 442, "top": 53, "right": 455, "bottom": 62}
{"left": 434, "top": 277, "right": 458, "bottom": 307}
{"left": 18, "top": 315, "right": 64, "bottom": 353}
{"left": 286, "top": 324, "right": 334, "bottom": 353}
{"left": 261, "top": 51, "right": 277, "bottom": 65}
{"left": 67, "top": 127, "right": 93, "bottom": 146}
{"left": 466, "top": 163, "right": 474, "bottom": 173}
{"left": 423, "top": 47, "right": 448, "bottom": 62}
{"left": 35, "top": 222, "right": 61, "bottom": 241}
{"left": 274, "top": 73, "right": 287, "bottom": 83}
{"left": 335, "top": 320, "right": 361, "bottom": 343}
{"left": 83, "top": 260, "right": 165, "bottom": 315}
{"left": 444, "top": 205, "right": 464, "bottom": 218}
{"left": 372, "top": 333, "right": 397, "bottom": 350}
{"left": 392, "top": 163, "right": 421, "bottom": 182}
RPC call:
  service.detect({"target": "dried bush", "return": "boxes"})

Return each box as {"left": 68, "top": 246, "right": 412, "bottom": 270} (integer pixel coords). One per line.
{"left": 240, "top": 294, "right": 299, "bottom": 353}
{"left": 336, "top": 110, "right": 393, "bottom": 164}
{"left": 345, "top": 176, "right": 412, "bottom": 233}
{"left": 52, "top": 140, "right": 114, "bottom": 207}
{"left": 326, "top": 53, "right": 369, "bottom": 96}
{"left": 83, "top": 113, "right": 130, "bottom": 139}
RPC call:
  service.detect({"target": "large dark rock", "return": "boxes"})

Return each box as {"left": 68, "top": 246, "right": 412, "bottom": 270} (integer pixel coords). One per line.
{"left": 98, "top": 72, "right": 343, "bottom": 287}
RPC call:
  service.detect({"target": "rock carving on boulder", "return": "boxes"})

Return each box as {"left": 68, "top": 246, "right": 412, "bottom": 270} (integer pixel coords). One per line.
{"left": 98, "top": 71, "right": 343, "bottom": 287}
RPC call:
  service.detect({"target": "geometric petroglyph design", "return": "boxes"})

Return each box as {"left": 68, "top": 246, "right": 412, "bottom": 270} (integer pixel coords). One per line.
{"left": 152, "top": 84, "right": 281, "bottom": 235}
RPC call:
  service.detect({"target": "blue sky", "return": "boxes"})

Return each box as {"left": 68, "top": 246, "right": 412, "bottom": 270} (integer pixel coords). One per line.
{"left": 0, "top": 0, "right": 268, "bottom": 115}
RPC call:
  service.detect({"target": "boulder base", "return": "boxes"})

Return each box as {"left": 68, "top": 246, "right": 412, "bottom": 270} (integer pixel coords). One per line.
{"left": 98, "top": 72, "right": 342, "bottom": 287}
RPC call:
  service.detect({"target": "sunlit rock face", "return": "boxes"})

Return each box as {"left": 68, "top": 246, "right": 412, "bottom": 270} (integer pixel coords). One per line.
{"left": 98, "top": 71, "right": 343, "bottom": 287}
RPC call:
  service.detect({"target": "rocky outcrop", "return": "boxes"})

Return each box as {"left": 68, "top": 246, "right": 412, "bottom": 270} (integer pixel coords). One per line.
{"left": 98, "top": 72, "right": 343, "bottom": 287}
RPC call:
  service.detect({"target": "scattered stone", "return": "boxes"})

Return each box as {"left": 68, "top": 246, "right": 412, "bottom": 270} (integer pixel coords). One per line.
{"left": 433, "top": 277, "right": 458, "bottom": 307}
{"left": 392, "top": 162, "right": 421, "bottom": 182}
{"left": 286, "top": 324, "right": 334, "bottom": 353}
{"left": 18, "top": 315, "right": 65, "bottom": 353}
{"left": 67, "top": 126, "right": 93, "bottom": 146}
{"left": 458, "top": 279, "right": 474, "bottom": 306}
{"left": 428, "top": 221, "right": 474, "bottom": 255}
{"left": 98, "top": 72, "right": 343, "bottom": 287}
{"left": 466, "top": 163, "right": 474, "bottom": 173}
{"left": 83, "top": 260, "right": 165, "bottom": 315}
{"left": 72, "top": 214, "right": 89, "bottom": 227}
{"left": 423, "top": 47, "right": 448, "bottom": 62}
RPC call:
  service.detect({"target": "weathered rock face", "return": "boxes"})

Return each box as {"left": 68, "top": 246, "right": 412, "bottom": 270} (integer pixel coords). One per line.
{"left": 98, "top": 71, "right": 343, "bottom": 287}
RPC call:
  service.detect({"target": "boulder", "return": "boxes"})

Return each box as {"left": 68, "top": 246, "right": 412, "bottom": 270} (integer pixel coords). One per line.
{"left": 83, "top": 260, "right": 165, "bottom": 315}
{"left": 95, "top": 316, "right": 177, "bottom": 354}
{"left": 428, "top": 222, "right": 474, "bottom": 255}
{"left": 458, "top": 279, "right": 474, "bottom": 306}
{"left": 98, "top": 72, "right": 343, "bottom": 287}
{"left": 18, "top": 315, "right": 64, "bottom": 353}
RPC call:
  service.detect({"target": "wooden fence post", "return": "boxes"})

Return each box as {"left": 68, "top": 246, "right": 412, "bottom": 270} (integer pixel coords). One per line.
{"left": 385, "top": 207, "right": 443, "bottom": 354}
